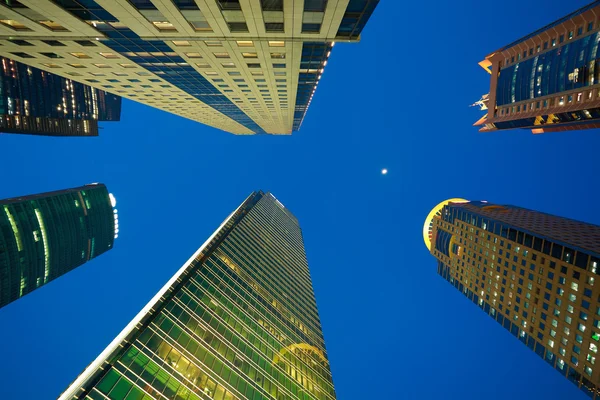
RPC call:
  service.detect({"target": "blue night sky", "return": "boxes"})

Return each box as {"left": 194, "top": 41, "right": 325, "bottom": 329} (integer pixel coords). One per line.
{"left": 1, "top": 0, "right": 600, "bottom": 399}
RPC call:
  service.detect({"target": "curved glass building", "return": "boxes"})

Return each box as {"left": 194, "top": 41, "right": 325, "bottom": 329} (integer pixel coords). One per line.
{"left": 0, "top": 183, "right": 117, "bottom": 309}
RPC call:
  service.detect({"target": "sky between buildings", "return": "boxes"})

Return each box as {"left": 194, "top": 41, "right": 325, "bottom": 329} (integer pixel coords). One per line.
{"left": 0, "top": 0, "right": 599, "bottom": 399}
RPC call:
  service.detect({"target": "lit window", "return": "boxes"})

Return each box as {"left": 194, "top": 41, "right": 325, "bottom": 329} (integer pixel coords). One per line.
{"left": 195, "top": 63, "right": 211, "bottom": 68}
{"left": 68, "top": 64, "right": 86, "bottom": 68}
{"left": 39, "top": 20, "right": 68, "bottom": 31}
{"left": 184, "top": 53, "right": 203, "bottom": 58}
{"left": 269, "top": 41, "right": 285, "bottom": 47}
{"left": 271, "top": 52, "right": 286, "bottom": 59}
{"left": 221, "top": 62, "right": 236, "bottom": 68}
{"left": 41, "top": 63, "right": 61, "bottom": 68}
{"left": 119, "top": 63, "right": 136, "bottom": 68}
{"left": 213, "top": 52, "right": 230, "bottom": 58}
{"left": 172, "top": 41, "right": 191, "bottom": 46}
{"left": 591, "top": 343, "right": 598, "bottom": 353}
{"left": 242, "top": 52, "right": 258, "bottom": 58}
{"left": 93, "top": 64, "right": 111, "bottom": 68}
{"left": 70, "top": 52, "right": 91, "bottom": 59}
{"left": 153, "top": 21, "right": 177, "bottom": 31}
{"left": 237, "top": 41, "right": 254, "bottom": 47}
{"left": 0, "top": 19, "right": 31, "bottom": 31}
{"left": 100, "top": 52, "right": 119, "bottom": 59}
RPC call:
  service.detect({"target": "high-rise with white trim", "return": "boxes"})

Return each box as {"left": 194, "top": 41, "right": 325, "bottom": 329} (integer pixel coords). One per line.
{"left": 59, "top": 191, "right": 335, "bottom": 400}
{"left": 0, "top": 0, "right": 379, "bottom": 135}
{"left": 0, "top": 183, "right": 118, "bottom": 309}
{"left": 424, "top": 199, "right": 600, "bottom": 399}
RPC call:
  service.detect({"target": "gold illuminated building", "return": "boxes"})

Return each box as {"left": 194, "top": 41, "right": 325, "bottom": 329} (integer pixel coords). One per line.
{"left": 425, "top": 199, "right": 600, "bottom": 398}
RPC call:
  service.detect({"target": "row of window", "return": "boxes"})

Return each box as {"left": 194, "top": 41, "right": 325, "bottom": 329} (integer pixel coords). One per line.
{"left": 502, "top": 20, "right": 597, "bottom": 68}
{"left": 497, "top": 89, "right": 600, "bottom": 118}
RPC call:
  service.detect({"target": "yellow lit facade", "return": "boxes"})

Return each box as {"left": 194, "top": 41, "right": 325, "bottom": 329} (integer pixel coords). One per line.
{"left": 425, "top": 199, "right": 600, "bottom": 398}
{"left": 0, "top": 0, "right": 378, "bottom": 135}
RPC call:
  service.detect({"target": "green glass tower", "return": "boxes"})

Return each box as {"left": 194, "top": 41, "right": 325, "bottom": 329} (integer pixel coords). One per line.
{"left": 59, "top": 191, "right": 335, "bottom": 400}
{"left": 0, "top": 183, "right": 118, "bottom": 309}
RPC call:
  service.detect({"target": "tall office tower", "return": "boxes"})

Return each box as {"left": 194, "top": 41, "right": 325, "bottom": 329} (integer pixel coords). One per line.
{"left": 474, "top": 1, "right": 600, "bottom": 134}
{"left": 0, "top": 184, "right": 118, "bottom": 309}
{"left": 424, "top": 199, "right": 600, "bottom": 398}
{"left": 59, "top": 191, "right": 335, "bottom": 400}
{"left": 0, "top": 56, "right": 121, "bottom": 136}
{"left": 0, "top": 0, "right": 378, "bottom": 135}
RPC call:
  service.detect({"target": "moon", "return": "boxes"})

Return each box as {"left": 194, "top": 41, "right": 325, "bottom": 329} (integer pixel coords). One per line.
{"left": 381, "top": 168, "right": 388, "bottom": 175}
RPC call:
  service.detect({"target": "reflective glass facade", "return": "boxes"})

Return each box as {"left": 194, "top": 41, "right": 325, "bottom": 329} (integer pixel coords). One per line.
{"left": 59, "top": 191, "right": 336, "bottom": 400}
{"left": 0, "top": 57, "right": 121, "bottom": 136}
{"left": 496, "top": 32, "right": 600, "bottom": 106}
{"left": 427, "top": 200, "right": 600, "bottom": 398}
{"left": 0, "top": 184, "right": 116, "bottom": 309}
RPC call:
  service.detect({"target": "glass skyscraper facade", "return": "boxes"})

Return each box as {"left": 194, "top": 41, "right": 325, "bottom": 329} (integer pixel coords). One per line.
{"left": 0, "top": 57, "right": 121, "bottom": 136}
{"left": 59, "top": 191, "right": 335, "bottom": 400}
{"left": 424, "top": 199, "right": 600, "bottom": 398}
{"left": 0, "top": 183, "right": 118, "bottom": 309}
{"left": 475, "top": 1, "right": 600, "bottom": 134}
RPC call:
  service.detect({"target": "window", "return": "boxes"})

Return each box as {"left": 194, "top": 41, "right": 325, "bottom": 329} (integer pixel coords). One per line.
{"left": 100, "top": 52, "right": 119, "bottom": 59}
{"left": 70, "top": 52, "right": 91, "bottom": 59}
{"left": 205, "top": 41, "right": 222, "bottom": 47}
{"left": 261, "top": 0, "right": 283, "bottom": 11}
{"left": 302, "top": 23, "right": 321, "bottom": 33}
{"left": 75, "top": 40, "right": 97, "bottom": 47}
{"left": 265, "top": 23, "right": 284, "bottom": 32}
{"left": 10, "top": 52, "right": 34, "bottom": 59}
{"left": 217, "top": 0, "right": 241, "bottom": 10}
{"left": 0, "top": 19, "right": 31, "bottom": 31}
{"left": 39, "top": 20, "right": 68, "bottom": 31}
{"left": 172, "top": 41, "right": 191, "bottom": 46}
{"left": 273, "top": 63, "right": 286, "bottom": 68}
{"left": 242, "top": 53, "right": 258, "bottom": 58}
{"left": 269, "top": 41, "right": 285, "bottom": 47}
{"left": 221, "top": 62, "right": 236, "bottom": 68}
{"left": 237, "top": 41, "right": 254, "bottom": 47}
{"left": 270, "top": 53, "right": 286, "bottom": 59}
{"left": 68, "top": 63, "right": 86, "bottom": 68}
{"left": 228, "top": 22, "right": 248, "bottom": 32}
{"left": 184, "top": 53, "right": 203, "bottom": 58}
{"left": 40, "top": 52, "right": 63, "bottom": 59}
{"left": 43, "top": 40, "right": 65, "bottom": 47}
{"left": 213, "top": 52, "right": 230, "bottom": 58}
{"left": 247, "top": 63, "right": 261, "bottom": 68}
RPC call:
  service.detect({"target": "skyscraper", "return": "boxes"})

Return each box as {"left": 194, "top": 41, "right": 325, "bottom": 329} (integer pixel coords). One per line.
{"left": 59, "top": 191, "right": 335, "bottom": 400}
{"left": 474, "top": 1, "right": 600, "bottom": 134}
{"left": 0, "top": 0, "right": 378, "bottom": 135}
{"left": 424, "top": 199, "right": 600, "bottom": 398}
{"left": 0, "top": 183, "right": 118, "bottom": 309}
{"left": 0, "top": 56, "right": 121, "bottom": 136}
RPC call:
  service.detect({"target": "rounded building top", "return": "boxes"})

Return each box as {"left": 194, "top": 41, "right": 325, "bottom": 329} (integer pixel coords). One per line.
{"left": 423, "top": 198, "right": 469, "bottom": 251}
